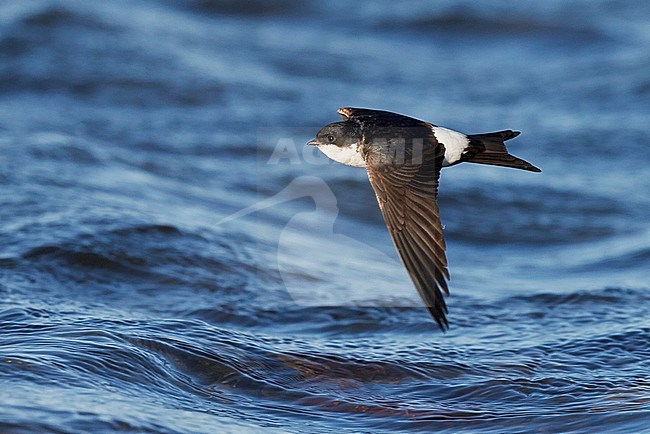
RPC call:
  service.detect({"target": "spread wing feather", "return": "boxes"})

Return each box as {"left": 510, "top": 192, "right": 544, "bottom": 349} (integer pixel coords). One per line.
{"left": 363, "top": 129, "right": 451, "bottom": 330}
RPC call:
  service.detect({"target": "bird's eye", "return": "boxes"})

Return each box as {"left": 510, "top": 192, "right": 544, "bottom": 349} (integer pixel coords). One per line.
{"left": 327, "top": 134, "right": 336, "bottom": 143}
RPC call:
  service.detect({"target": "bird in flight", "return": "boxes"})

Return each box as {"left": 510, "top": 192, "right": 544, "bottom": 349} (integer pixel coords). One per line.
{"left": 308, "top": 107, "right": 541, "bottom": 330}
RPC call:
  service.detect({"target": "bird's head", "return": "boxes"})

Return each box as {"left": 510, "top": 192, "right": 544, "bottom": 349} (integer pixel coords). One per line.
{"left": 308, "top": 121, "right": 361, "bottom": 149}
{"left": 307, "top": 121, "right": 365, "bottom": 167}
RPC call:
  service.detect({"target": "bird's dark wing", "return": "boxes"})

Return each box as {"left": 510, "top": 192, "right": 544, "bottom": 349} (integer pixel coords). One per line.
{"left": 338, "top": 107, "right": 384, "bottom": 120}
{"left": 364, "top": 132, "right": 451, "bottom": 330}
{"left": 337, "top": 107, "right": 437, "bottom": 127}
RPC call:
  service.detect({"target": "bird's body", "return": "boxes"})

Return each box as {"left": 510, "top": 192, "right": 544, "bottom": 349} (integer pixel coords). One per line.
{"left": 308, "top": 107, "right": 540, "bottom": 330}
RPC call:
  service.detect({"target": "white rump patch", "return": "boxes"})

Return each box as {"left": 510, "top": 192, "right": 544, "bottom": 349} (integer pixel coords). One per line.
{"left": 317, "top": 144, "right": 366, "bottom": 167}
{"left": 432, "top": 126, "right": 470, "bottom": 166}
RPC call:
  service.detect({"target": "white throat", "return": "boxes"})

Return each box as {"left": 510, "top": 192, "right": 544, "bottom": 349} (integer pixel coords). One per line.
{"left": 317, "top": 143, "right": 366, "bottom": 167}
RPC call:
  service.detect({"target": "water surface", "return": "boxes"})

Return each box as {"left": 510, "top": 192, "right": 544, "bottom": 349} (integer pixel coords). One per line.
{"left": 1, "top": 0, "right": 649, "bottom": 432}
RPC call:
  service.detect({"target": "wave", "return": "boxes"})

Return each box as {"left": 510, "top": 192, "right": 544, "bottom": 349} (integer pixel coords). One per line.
{"left": 396, "top": 13, "right": 603, "bottom": 40}
{"left": 440, "top": 184, "right": 628, "bottom": 245}
{"left": 174, "top": 0, "right": 307, "bottom": 17}
{"left": 18, "top": 223, "right": 228, "bottom": 282}
{"left": 20, "top": 5, "right": 115, "bottom": 31}
{"left": 507, "top": 287, "right": 650, "bottom": 306}
{"left": 0, "top": 5, "right": 115, "bottom": 56}
{"left": 3, "top": 303, "right": 649, "bottom": 432}
{"left": 571, "top": 246, "right": 650, "bottom": 272}
{"left": 0, "top": 4, "right": 224, "bottom": 106}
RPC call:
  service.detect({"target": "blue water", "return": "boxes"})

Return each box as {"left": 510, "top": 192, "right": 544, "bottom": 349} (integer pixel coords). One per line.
{"left": 1, "top": 1, "right": 650, "bottom": 432}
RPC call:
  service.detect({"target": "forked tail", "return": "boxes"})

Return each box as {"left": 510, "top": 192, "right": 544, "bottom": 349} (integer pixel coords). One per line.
{"left": 465, "top": 130, "right": 541, "bottom": 172}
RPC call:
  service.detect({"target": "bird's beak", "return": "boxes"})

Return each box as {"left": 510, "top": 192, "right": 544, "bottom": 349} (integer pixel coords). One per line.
{"left": 306, "top": 139, "right": 320, "bottom": 147}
